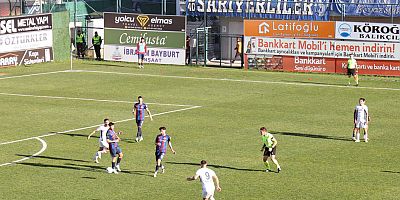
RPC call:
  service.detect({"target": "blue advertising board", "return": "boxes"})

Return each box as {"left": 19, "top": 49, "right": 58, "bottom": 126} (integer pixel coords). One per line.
{"left": 333, "top": 0, "right": 400, "bottom": 17}
{"left": 186, "top": 0, "right": 331, "bottom": 21}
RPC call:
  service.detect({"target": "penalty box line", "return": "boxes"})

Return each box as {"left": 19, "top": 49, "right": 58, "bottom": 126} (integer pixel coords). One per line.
{"left": 70, "top": 70, "right": 400, "bottom": 92}
{"left": 0, "top": 105, "right": 201, "bottom": 146}
{"left": 0, "top": 92, "right": 200, "bottom": 107}
{"left": 0, "top": 70, "right": 69, "bottom": 80}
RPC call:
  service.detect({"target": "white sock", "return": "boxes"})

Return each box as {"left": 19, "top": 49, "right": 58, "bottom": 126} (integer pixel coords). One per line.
{"left": 364, "top": 133, "right": 368, "bottom": 140}
{"left": 97, "top": 151, "right": 102, "bottom": 159}
{"left": 356, "top": 132, "right": 360, "bottom": 141}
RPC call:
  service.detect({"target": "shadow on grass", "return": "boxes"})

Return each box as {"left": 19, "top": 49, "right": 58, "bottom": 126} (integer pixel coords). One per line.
{"left": 120, "top": 138, "right": 136, "bottom": 144}
{"left": 86, "top": 62, "right": 131, "bottom": 68}
{"left": 18, "top": 162, "right": 154, "bottom": 177}
{"left": 18, "top": 162, "right": 99, "bottom": 172}
{"left": 381, "top": 170, "right": 400, "bottom": 174}
{"left": 271, "top": 131, "right": 351, "bottom": 142}
{"left": 55, "top": 132, "right": 136, "bottom": 144}
{"left": 166, "top": 162, "right": 265, "bottom": 172}
{"left": 55, "top": 132, "right": 99, "bottom": 139}
{"left": 285, "top": 80, "right": 347, "bottom": 87}
{"left": 16, "top": 154, "right": 90, "bottom": 163}
{"left": 82, "top": 176, "right": 96, "bottom": 180}
{"left": 67, "top": 163, "right": 154, "bottom": 177}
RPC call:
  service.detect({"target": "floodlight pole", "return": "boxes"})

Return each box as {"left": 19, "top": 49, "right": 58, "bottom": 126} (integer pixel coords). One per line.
{"left": 204, "top": 4, "right": 206, "bottom": 67}
{"left": 161, "top": 0, "right": 164, "bottom": 15}
{"left": 116, "top": 0, "right": 121, "bottom": 13}
{"left": 164, "top": 0, "right": 167, "bottom": 15}
{"left": 72, "top": 0, "right": 77, "bottom": 71}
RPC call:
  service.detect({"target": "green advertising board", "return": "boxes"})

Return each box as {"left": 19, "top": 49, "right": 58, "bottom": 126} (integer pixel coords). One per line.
{"left": 104, "top": 29, "right": 185, "bottom": 49}
{"left": 104, "top": 12, "right": 186, "bottom": 65}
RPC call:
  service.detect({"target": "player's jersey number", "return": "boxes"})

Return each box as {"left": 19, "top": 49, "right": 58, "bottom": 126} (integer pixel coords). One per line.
{"left": 205, "top": 172, "right": 210, "bottom": 180}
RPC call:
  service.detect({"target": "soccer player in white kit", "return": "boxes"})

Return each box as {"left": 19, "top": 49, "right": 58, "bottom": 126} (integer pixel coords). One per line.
{"left": 187, "top": 160, "right": 221, "bottom": 200}
{"left": 353, "top": 98, "right": 370, "bottom": 143}
{"left": 88, "top": 118, "right": 110, "bottom": 163}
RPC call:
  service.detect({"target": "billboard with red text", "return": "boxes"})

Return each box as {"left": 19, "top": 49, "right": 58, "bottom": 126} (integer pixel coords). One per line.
{"left": 244, "top": 37, "right": 400, "bottom": 60}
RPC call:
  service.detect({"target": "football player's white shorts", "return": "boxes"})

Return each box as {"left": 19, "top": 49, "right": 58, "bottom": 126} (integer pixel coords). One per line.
{"left": 355, "top": 121, "right": 368, "bottom": 129}
{"left": 202, "top": 188, "right": 215, "bottom": 199}
{"left": 99, "top": 140, "right": 109, "bottom": 149}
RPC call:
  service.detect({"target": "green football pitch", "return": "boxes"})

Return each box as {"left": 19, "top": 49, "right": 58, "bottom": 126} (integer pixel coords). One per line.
{"left": 1, "top": 60, "right": 399, "bottom": 199}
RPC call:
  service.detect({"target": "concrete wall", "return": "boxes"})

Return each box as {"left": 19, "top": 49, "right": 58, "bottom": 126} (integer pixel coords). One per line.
{"left": 87, "top": 19, "right": 104, "bottom": 49}
{"left": 219, "top": 17, "right": 243, "bottom": 60}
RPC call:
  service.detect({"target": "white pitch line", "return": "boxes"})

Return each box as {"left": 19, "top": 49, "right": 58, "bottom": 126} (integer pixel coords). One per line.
{"left": 72, "top": 70, "right": 400, "bottom": 92}
{"left": 0, "top": 132, "right": 57, "bottom": 146}
{"left": 0, "top": 70, "right": 68, "bottom": 80}
{"left": 0, "top": 106, "right": 201, "bottom": 146}
{"left": 0, "top": 92, "right": 199, "bottom": 107}
{"left": 0, "top": 137, "right": 47, "bottom": 167}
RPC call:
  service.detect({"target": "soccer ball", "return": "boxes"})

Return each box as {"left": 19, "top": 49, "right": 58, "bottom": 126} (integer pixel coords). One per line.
{"left": 106, "top": 167, "right": 113, "bottom": 173}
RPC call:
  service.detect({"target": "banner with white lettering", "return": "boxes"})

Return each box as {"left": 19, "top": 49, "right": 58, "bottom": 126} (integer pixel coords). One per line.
{"left": 104, "top": 45, "right": 185, "bottom": 65}
{"left": 336, "top": 21, "right": 400, "bottom": 42}
{"left": 186, "top": 0, "right": 330, "bottom": 20}
{"left": 0, "top": 13, "right": 52, "bottom": 35}
{"left": 244, "top": 54, "right": 400, "bottom": 76}
{"left": 244, "top": 36, "right": 400, "bottom": 60}
{"left": 103, "top": 12, "right": 186, "bottom": 65}
{"left": 0, "top": 13, "right": 53, "bottom": 67}
{"left": 0, "top": 47, "right": 53, "bottom": 67}
{"left": 244, "top": 20, "right": 335, "bottom": 38}
{"left": 336, "top": 58, "right": 400, "bottom": 76}
{"left": 334, "top": 0, "right": 400, "bottom": 17}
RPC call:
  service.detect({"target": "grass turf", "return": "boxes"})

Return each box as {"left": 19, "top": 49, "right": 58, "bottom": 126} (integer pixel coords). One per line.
{"left": 1, "top": 60, "right": 400, "bottom": 199}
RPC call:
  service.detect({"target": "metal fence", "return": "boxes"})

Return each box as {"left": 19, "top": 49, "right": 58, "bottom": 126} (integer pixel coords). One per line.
{"left": 187, "top": 31, "right": 244, "bottom": 68}
{"left": 0, "top": 0, "right": 179, "bottom": 17}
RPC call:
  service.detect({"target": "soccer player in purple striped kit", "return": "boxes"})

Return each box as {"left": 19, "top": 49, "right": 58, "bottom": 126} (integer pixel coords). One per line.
{"left": 132, "top": 96, "right": 153, "bottom": 142}
{"left": 153, "top": 127, "right": 176, "bottom": 177}
{"left": 106, "top": 122, "right": 123, "bottom": 174}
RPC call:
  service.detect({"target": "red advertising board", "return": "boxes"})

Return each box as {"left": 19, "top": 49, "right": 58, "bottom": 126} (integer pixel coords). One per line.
{"left": 336, "top": 59, "right": 400, "bottom": 76}
{"left": 245, "top": 55, "right": 400, "bottom": 76}
{"left": 283, "top": 56, "right": 336, "bottom": 73}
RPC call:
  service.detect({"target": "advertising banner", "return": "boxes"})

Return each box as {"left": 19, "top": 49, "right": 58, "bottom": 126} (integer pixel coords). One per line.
{"left": 335, "top": 21, "right": 400, "bottom": 42}
{"left": 0, "top": 30, "right": 53, "bottom": 53}
{"left": 335, "top": 59, "right": 400, "bottom": 76}
{"left": 104, "top": 29, "right": 185, "bottom": 48}
{"left": 104, "top": 45, "right": 185, "bottom": 65}
{"left": 245, "top": 54, "right": 336, "bottom": 73}
{"left": 283, "top": 56, "right": 336, "bottom": 73}
{"left": 104, "top": 12, "right": 185, "bottom": 32}
{"left": 244, "top": 20, "right": 335, "bottom": 38}
{"left": 333, "top": 0, "right": 400, "bottom": 17}
{"left": 0, "top": 13, "right": 52, "bottom": 35}
{"left": 104, "top": 12, "right": 186, "bottom": 65}
{"left": 244, "top": 36, "right": 400, "bottom": 60}
{"left": 0, "top": 47, "right": 53, "bottom": 68}
{"left": 0, "top": 13, "right": 53, "bottom": 67}
{"left": 186, "top": 0, "right": 330, "bottom": 20}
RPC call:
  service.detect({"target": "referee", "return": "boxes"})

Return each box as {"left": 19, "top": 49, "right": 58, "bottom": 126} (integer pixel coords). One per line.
{"left": 260, "top": 127, "right": 281, "bottom": 173}
{"left": 347, "top": 54, "right": 359, "bottom": 86}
